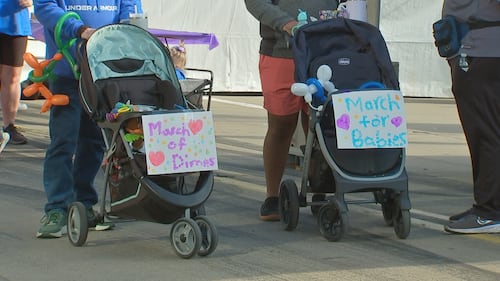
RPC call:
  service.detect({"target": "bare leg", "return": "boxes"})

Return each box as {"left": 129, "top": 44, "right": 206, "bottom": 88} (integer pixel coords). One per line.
{"left": 0, "top": 64, "right": 22, "bottom": 127}
{"left": 263, "top": 111, "right": 300, "bottom": 198}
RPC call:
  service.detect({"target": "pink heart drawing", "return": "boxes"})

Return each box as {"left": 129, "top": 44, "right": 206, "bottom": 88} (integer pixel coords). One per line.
{"left": 188, "top": 119, "right": 203, "bottom": 135}
{"left": 336, "top": 114, "right": 350, "bottom": 130}
{"left": 391, "top": 116, "right": 403, "bottom": 128}
{"left": 149, "top": 151, "right": 165, "bottom": 166}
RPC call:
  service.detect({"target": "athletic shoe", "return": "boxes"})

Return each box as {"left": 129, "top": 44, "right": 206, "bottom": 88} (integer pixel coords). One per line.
{"left": 0, "top": 132, "right": 9, "bottom": 155}
{"left": 444, "top": 214, "right": 500, "bottom": 234}
{"left": 87, "top": 207, "right": 114, "bottom": 231}
{"left": 36, "top": 209, "right": 67, "bottom": 238}
{"left": 18, "top": 103, "right": 29, "bottom": 110}
{"left": 259, "top": 197, "right": 280, "bottom": 221}
{"left": 449, "top": 208, "right": 473, "bottom": 221}
{"left": 3, "top": 124, "right": 27, "bottom": 145}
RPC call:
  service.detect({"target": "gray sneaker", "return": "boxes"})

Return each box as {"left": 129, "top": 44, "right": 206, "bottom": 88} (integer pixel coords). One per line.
{"left": 444, "top": 214, "right": 500, "bottom": 234}
{"left": 87, "top": 207, "right": 115, "bottom": 231}
{"left": 36, "top": 209, "right": 67, "bottom": 238}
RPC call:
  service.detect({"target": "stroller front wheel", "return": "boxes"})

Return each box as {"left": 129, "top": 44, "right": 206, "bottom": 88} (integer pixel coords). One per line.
{"left": 393, "top": 207, "right": 411, "bottom": 239}
{"left": 317, "top": 201, "right": 348, "bottom": 242}
{"left": 194, "top": 215, "right": 218, "bottom": 257}
{"left": 170, "top": 218, "right": 202, "bottom": 259}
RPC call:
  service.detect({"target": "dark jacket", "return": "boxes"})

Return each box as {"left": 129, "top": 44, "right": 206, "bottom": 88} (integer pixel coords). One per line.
{"left": 245, "top": 0, "right": 339, "bottom": 58}
{"left": 442, "top": 0, "right": 500, "bottom": 57}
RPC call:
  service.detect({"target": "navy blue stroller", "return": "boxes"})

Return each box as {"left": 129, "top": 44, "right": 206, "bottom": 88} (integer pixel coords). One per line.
{"left": 278, "top": 18, "right": 411, "bottom": 241}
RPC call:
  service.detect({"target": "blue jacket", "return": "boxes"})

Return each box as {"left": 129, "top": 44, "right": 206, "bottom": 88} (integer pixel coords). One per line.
{"left": 0, "top": 0, "right": 31, "bottom": 36}
{"left": 35, "top": 0, "right": 135, "bottom": 79}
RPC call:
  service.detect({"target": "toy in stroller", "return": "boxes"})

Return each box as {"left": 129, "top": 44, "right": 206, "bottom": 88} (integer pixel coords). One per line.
{"left": 278, "top": 18, "right": 411, "bottom": 241}
{"left": 73, "top": 24, "right": 218, "bottom": 258}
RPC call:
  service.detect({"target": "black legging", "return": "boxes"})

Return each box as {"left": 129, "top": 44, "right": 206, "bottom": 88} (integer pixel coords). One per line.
{"left": 449, "top": 56, "right": 500, "bottom": 220}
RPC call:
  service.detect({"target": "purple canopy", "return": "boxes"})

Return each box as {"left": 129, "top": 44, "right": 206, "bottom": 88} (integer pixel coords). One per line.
{"left": 30, "top": 20, "right": 219, "bottom": 50}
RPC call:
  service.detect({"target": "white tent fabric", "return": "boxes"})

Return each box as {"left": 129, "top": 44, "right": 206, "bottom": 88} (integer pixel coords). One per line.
{"left": 23, "top": 1, "right": 451, "bottom": 97}
{"left": 143, "top": 0, "right": 451, "bottom": 97}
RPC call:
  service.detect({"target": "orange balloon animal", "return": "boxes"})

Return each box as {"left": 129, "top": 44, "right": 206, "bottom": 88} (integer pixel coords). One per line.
{"left": 23, "top": 52, "right": 70, "bottom": 113}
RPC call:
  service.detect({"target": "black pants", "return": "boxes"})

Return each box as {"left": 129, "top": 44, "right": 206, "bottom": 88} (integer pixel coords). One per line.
{"left": 449, "top": 57, "right": 500, "bottom": 220}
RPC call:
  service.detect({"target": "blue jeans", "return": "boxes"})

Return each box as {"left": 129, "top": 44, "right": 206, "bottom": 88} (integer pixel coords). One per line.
{"left": 43, "top": 77, "right": 105, "bottom": 214}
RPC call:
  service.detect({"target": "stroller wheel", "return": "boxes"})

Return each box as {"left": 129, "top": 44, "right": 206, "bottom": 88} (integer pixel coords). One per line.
{"left": 310, "top": 194, "right": 326, "bottom": 216}
{"left": 194, "top": 216, "right": 218, "bottom": 257}
{"left": 170, "top": 218, "right": 202, "bottom": 259}
{"left": 67, "top": 202, "right": 89, "bottom": 247}
{"left": 393, "top": 203, "right": 411, "bottom": 239}
{"left": 279, "top": 179, "right": 300, "bottom": 231}
{"left": 374, "top": 190, "right": 395, "bottom": 226}
{"left": 382, "top": 202, "right": 395, "bottom": 226}
{"left": 317, "top": 201, "right": 348, "bottom": 242}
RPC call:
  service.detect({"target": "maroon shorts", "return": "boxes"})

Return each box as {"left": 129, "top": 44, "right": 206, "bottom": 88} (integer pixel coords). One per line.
{"left": 0, "top": 33, "right": 28, "bottom": 67}
{"left": 259, "top": 55, "right": 308, "bottom": 116}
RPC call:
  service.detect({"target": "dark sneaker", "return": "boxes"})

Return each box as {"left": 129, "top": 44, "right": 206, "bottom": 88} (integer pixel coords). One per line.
{"left": 449, "top": 208, "right": 473, "bottom": 222}
{"left": 0, "top": 131, "right": 9, "bottom": 154}
{"left": 444, "top": 214, "right": 500, "bottom": 234}
{"left": 36, "top": 209, "right": 67, "bottom": 238}
{"left": 87, "top": 207, "right": 114, "bottom": 231}
{"left": 3, "top": 124, "right": 27, "bottom": 145}
{"left": 259, "top": 197, "right": 280, "bottom": 221}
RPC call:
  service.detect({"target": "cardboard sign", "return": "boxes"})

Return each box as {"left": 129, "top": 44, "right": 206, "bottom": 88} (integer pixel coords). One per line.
{"left": 142, "top": 111, "right": 218, "bottom": 175}
{"left": 331, "top": 90, "right": 407, "bottom": 149}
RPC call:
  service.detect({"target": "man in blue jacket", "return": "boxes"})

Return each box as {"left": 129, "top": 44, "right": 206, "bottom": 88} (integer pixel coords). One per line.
{"left": 35, "top": 0, "right": 135, "bottom": 238}
{"left": 0, "top": 0, "right": 32, "bottom": 147}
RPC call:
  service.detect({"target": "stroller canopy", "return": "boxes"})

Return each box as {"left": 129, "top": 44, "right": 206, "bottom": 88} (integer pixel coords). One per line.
{"left": 292, "top": 18, "right": 399, "bottom": 90}
{"left": 85, "top": 24, "right": 181, "bottom": 92}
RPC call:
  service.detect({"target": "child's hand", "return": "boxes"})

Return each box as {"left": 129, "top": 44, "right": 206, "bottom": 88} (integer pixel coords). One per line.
{"left": 81, "top": 28, "right": 96, "bottom": 40}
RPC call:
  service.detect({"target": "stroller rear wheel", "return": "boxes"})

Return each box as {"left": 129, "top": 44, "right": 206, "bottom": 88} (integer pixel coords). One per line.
{"left": 317, "top": 200, "right": 348, "bottom": 242}
{"left": 279, "top": 179, "right": 300, "bottom": 231}
{"left": 374, "top": 190, "right": 395, "bottom": 226}
{"left": 67, "top": 202, "right": 89, "bottom": 247}
{"left": 170, "top": 218, "right": 202, "bottom": 259}
{"left": 194, "top": 215, "right": 218, "bottom": 257}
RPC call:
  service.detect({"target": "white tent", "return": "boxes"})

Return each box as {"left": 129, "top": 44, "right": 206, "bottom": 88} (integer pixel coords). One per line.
{"left": 143, "top": 0, "right": 450, "bottom": 97}
{"left": 24, "top": 1, "right": 451, "bottom": 98}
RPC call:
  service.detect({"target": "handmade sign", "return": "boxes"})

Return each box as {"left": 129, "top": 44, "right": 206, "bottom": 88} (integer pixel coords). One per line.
{"left": 331, "top": 90, "right": 407, "bottom": 149}
{"left": 142, "top": 111, "right": 218, "bottom": 175}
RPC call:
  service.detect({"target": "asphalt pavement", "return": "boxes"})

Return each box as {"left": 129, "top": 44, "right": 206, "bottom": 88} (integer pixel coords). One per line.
{"left": 0, "top": 96, "right": 499, "bottom": 281}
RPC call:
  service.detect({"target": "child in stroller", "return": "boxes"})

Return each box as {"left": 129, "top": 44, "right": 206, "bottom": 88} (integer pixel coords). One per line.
{"left": 169, "top": 41, "right": 214, "bottom": 111}
{"left": 278, "top": 18, "right": 411, "bottom": 242}
{"left": 73, "top": 23, "right": 218, "bottom": 258}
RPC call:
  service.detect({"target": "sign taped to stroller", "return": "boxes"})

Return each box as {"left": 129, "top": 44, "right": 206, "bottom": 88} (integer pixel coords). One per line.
{"left": 142, "top": 111, "right": 218, "bottom": 175}
{"left": 332, "top": 90, "right": 407, "bottom": 149}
